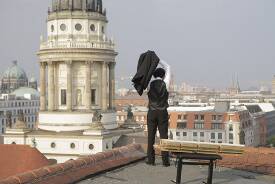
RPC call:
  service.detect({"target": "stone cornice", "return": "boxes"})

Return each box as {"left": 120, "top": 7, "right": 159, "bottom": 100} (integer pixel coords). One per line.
{"left": 37, "top": 48, "right": 118, "bottom": 60}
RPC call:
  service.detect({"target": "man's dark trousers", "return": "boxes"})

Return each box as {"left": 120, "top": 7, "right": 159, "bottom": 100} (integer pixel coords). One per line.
{"left": 147, "top": 109, "right": 169, "bottom": 164}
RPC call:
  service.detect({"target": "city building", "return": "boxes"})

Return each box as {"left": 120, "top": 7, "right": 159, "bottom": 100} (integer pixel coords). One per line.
{"left": 115, "top": 95, "right": 148, "bottom": 108}
{"left": 168, "top": 102, "right": 257, "bottom": 146}
{"left": 3, "top": 0, "right": 140, "bottom": 163}
{"left": 0, "top": 87, "right": 40, "bottom": 136}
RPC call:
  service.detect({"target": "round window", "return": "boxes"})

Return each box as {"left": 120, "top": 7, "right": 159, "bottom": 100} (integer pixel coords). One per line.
{"left": 51, "top": 142, "right": 56, "bottom": 148}
{"left": 90, "top": 24, "right": 95, "bottom": 32}
{"left": 75, "top": 23, "right": 82, "bottom": 31}
{"left": 70, "top": 143, "right": 76, "bottom": 149}
{"left": 51, "top": 25, "right": 54, "bottom": 32}
{"left": 60, "top": 24, "right": 66, "bottom": 31}
{"left": 89, "top": 144, "right": 94, "bottom": 150}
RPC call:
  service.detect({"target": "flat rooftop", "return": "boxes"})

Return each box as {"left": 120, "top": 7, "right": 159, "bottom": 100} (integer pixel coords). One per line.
{"left": 78, "top": 158, "right": 275, "bottom": 184}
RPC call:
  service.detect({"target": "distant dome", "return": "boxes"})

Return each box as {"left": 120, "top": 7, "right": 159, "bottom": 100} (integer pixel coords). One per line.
{"left": 12, "top": 87, "right": 39, "bottom": 97}
{"left": 2, "top": 61, "right": 28, "bottom": 81}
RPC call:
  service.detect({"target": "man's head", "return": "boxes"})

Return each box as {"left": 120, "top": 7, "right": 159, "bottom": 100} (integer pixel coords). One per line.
{"left": 153, "top": 68, "right": 166, "bottom": 79}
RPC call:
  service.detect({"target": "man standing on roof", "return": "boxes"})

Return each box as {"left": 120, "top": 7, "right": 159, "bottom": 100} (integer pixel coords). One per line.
{"left": 132, "top": 51, "right": 171, "bottom": 167}
{"left": 146, "top": 60, "right": 171, "bottom": 167}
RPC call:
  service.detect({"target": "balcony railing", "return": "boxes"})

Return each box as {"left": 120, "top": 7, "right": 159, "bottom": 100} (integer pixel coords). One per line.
{"left": 40, "top": 40, "right": 115, "bottom": 50}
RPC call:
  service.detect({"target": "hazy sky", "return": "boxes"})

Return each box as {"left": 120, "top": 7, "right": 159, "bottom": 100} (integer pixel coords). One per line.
{"left": 1, "top": 0, "right": 275, "bottom": 89}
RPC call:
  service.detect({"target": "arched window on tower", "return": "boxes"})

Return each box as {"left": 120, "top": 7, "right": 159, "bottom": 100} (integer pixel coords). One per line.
{"left": 73, "top": 0, "right": 82, "bottom": 10}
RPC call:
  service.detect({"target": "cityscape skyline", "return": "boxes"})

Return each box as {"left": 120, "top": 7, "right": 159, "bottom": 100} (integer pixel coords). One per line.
{"left": 1, "top": 0, "right": 275, "bottom": 89}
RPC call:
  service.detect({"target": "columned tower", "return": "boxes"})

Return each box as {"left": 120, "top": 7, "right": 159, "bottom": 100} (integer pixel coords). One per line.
{"left": 38, "top": 0, "right": 117, "bottom": 132}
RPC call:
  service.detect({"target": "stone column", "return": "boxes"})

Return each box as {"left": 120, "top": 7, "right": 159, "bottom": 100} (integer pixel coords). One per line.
{"left": 66, "top": 61, "right": 72, "bottom": 111}
{"left": 85, "top": 61, "right": 92, "bottom": 111}
{"left": 39, "top": 62, "right": 46, "bottom": 111}
{"left": 109, "top": 62, "right": 116, "bottom": 110}
{"left": 48, "top": 62, "right": 55, "bottom": 111}
{"left": 101, "top": 62, "right": 107, "bottom": 111}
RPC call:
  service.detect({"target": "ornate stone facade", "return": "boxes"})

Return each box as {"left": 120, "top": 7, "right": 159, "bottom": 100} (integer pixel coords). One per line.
{"left": 38, "top": 0, "right": 118, "bottom": 132}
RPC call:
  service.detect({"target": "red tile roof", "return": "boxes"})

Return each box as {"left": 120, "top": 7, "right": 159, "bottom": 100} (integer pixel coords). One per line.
{"left": 0, "top": 144, "right": 146, "bottom": 184}
{"left": 217, "top": 147, "right": 275, "bottom": 176}
{"left": 0, "top": 145, "right": 50, "bottom": 180}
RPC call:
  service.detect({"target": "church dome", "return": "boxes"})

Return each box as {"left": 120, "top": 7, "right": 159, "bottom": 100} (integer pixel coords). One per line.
{"left": 51, "top": 0, "right": 105, "bottom": 15}
{"left": 2, "top": 61, "right": 28, "bottom": 81}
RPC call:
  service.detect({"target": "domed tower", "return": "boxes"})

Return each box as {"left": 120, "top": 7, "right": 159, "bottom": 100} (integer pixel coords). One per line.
{"left": 38, "top": 0, "right": 117, "bottom": 132}
{"left": 1, "top": 61, "right": 28, "bottom": 93}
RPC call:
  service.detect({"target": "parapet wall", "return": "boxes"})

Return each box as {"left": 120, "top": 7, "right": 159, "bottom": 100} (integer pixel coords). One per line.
{"left": 0, "top": 144, "right": 145, "bottom": 184}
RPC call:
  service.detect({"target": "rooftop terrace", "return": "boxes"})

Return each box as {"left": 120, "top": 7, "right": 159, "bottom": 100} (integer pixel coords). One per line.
{"left": 78, "top": 158, "right": 275, "bottom": 184}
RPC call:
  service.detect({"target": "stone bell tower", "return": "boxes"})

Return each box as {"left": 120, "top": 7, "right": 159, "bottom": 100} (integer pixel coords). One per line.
{"left": 38, "top": 0, "right": 118, "bottom": 132}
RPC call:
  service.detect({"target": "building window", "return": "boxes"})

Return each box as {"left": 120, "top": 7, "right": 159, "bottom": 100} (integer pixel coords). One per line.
{"left": 89, "top": 144, "right": 94, "bottom": 150}
{"left": 91, "top": 89, "right": 96, "bottom": 105}
{"left": 200, "top": 115, "right": 204, "bottom": 120}
{"left": 75, "top": 23, "right": 82, "bottom": 31}
{"left": 51, "top": 25, "right": 54, "bottom": 32}
{"left": 195, "top": 115, "right": 199, "bottom": 120}
{"left": 70, "top": 143, "right": 76, "bottom": 149}
{"left": 218, "top": 133, "right": 222, "bottom": 139}
{"left": 183, "top": 115, "right": 188, "bottom": 120}
{"left": 193, "top": 132, "right": 197, "bottom": 137}
{"left": 12, "top": 142, "right": 16, "bottom": 144}
{"left": 177, "top": 122, "right": 187, "bottom": 129}
{"left": 60, "top": 24, "right": 66, "bottom": 31}
{"left": 178, "top": 115, "right": 182, "bottom": 120}
{"left": 61, "top": 89, "right": 67, "bottom": 105}
{"left": 102, "top": 26, "right": 105, "bottom": 33}
{"left": 229, "top": 124, "right": 233, "bottom": 131}
{"left": 229, "top": 133, "right": 233, "bottom": 140}
{"left": 176, "top": 132, "right": 180, "bottom": 136}
{"left": 211, "top": 133, "right": 215, "bottom": 139}
{"left": 51, "top": 142, "right": 56, "bottom": 148}
{"left": 217, "top": 115, "right": 223, "bottom": 121}
{"left": 194, "top": 122, "right": 204, "bottom": 129}
{"left": 106, "top": 144, "right": 109, "bottom": 150}
{"left": 183, "top": 132, "right": 187, "bottom": 137}
{"left": 200, "top": 132, "right": 204, "bottom": 137}
{"left": 90, "top": 24, "right": 96, "bottom": 31}
{"left": 211, "top": 123, "right": 222, "bottom": 129}
{"left": 212, "top": 115, "right": 216, "bottom": 121}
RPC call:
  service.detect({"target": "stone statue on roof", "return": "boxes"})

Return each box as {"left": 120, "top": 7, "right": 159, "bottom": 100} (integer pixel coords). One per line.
{"left": 14, "top": 110, "right": 28, "bottom": 129}
{"left": 126, "top": 106, "right": 134, "bottom": 121}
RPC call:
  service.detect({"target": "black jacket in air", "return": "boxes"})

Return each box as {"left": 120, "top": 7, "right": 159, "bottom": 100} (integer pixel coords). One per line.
{"left": 132, "top": 50, "right": 160, "bottom": 96}
{"left": 148, "top": 79, "right": 169, "bottom": 111}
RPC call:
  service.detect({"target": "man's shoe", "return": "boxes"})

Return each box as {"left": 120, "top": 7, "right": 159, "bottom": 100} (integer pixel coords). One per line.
{"left": 146, "top": 161, "right": 156, "bottom": 166}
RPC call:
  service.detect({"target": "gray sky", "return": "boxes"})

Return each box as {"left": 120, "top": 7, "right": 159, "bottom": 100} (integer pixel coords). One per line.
{"left": 1, "top": 0, "right": 275, "bottom": 90}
